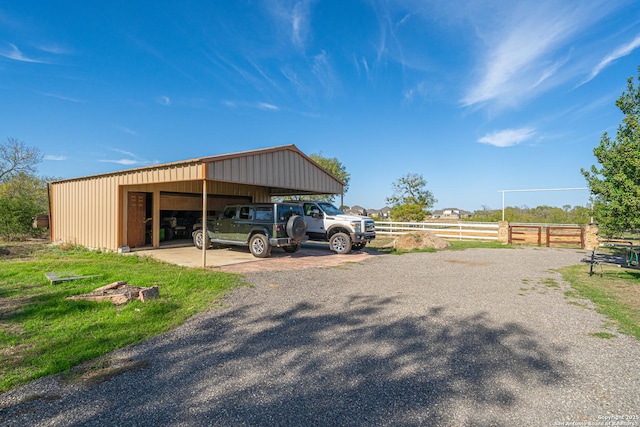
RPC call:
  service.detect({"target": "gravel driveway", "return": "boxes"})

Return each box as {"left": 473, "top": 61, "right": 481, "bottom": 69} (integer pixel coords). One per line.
{"left": 1, "top": 247, "right": 639, "bottom": 426}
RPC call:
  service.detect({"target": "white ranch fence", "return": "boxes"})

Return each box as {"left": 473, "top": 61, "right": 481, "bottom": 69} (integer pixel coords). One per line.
{"left": 374, "top": 221, "right": 500, "bottom": 241}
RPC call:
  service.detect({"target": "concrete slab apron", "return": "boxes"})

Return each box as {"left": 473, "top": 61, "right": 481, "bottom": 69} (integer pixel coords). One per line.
{"left": 133, "top": 244, "right": 374, "bottom": 271}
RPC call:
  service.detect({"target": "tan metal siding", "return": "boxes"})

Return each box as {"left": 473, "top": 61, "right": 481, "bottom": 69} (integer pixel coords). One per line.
{"left": 51, "top": 162, "right": 202, "bottom": 250}
{"left": 52, "top": 177, "right": 271, "bottom": 250}
{"left": 51, "top": 175, "right": 119, "bottom": 250}
{"left": 205, "top": 148, "right": 343, "bottom": 194}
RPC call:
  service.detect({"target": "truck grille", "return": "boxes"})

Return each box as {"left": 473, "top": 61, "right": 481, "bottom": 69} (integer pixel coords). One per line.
{"left": 365, "top": 220, "right": 375, "bottom": 232}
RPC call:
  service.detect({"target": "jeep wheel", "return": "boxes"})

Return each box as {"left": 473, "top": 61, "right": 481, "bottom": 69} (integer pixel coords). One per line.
{"left": 193, "top": 230, "right": 208, "bottom": 250}
{"left": 283, "top": 243, "right": 301, "bottom": 253}
{"left": 329, "top": 232, "right": 352, "bottom": 254}
{"left": 164, "top": 227, "right": 174, "bottom": 241}
{"left": 249, "top": 234, "right": 271, "bottom": 258}
{"left": 286, "top": 215, "right": 307, "bottom": 240}
{"left": 352, "top": 242, "right": 365, "bottom": 251}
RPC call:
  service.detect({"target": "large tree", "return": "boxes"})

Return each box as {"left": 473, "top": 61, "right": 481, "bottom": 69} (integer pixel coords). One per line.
{"left": 582, "top": 68, "right": 640, "bottom": 235}
{"left": 0, "top": 138, "right": 45, "bottom": 240}
{"left": 0, "top": 137, "right": 43, "bottom": 183}
{"left": 386, "top": 173, "right": 436, "bottom": 221}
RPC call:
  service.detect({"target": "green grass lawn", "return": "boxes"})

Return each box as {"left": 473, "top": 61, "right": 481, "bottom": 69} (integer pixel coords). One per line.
{"left": 560, "top": 262, "right": 640, "bottom": 340}
{"left": 0, "top": 243, "right": 245, "bottom": 392}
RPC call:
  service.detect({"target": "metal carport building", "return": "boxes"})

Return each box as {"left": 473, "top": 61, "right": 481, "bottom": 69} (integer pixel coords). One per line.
{"left": 49, "top": 145, "right": 344, "bottom": 252}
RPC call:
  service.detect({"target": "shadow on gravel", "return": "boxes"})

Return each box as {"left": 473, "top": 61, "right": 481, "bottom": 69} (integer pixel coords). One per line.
{"left": 1, "top": 296, "right": 568, "bottom": 426}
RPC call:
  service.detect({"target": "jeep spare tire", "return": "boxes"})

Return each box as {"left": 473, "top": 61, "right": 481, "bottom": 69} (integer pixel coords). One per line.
{"left": 286, "top": 215, "right": 307, "bottom": 240}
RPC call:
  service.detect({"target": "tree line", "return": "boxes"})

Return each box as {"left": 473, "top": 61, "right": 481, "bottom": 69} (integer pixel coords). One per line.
{"left": 465, "top": 205, "right": 591, "bottom": 224}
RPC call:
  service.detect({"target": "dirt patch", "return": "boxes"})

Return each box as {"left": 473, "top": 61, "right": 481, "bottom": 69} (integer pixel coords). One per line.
{"left": 394, "top": 231, "right": 451, "bottom": 251}
{"left": 0, "top": 241, "right": 49, "bottom": 260}
{"left": 62, "top": 357, "right": 151, "bottom": 386}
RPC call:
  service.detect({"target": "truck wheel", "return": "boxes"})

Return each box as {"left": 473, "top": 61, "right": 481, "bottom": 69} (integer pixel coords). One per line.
{"left": 249, "top": 234, "right": 272, "bottom": 258}
{"left": 329, "top": 232, "right": 352, "bottom": 254}
{"left": 283, "top": 243, "right": 301, "bottom": 253}
{"left": 193, "top": 230, "right": 207, "bottom": 250}
{"left": 286, "top": 215, "right": 306, "bottom": 240}
{"left": 352, "top": 242, "right": 365, "bottom": 251}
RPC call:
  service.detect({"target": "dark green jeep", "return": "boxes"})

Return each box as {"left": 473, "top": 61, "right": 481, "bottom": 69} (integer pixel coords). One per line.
{"left": 192, "top": 202, "right": 307, "bottom": 258}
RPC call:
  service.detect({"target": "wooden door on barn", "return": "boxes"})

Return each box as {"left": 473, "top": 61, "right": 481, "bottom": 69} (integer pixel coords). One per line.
{"left": 127, "top": 192, "right": 147, "bottom": 248}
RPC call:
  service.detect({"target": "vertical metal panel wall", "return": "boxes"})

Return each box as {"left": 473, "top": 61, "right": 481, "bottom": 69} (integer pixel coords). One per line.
{"left": 205, "top": 148, "right": 343, "bottom": 194}
{"left": 51, "top": 175, "right": 120, "bottom": 250}
{"left": 51, "top": 161, "right": 203, "bottom": 250}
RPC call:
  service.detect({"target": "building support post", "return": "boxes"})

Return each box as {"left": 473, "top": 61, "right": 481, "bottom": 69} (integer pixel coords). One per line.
{"left": 153, "top": 189, "right": 160, "bottom": 248}
{"left": 202, "top": 179, "right": 207, "bottom": 268}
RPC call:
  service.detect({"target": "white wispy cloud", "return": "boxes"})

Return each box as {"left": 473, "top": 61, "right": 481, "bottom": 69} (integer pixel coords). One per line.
{"left": 0, "top": 43, "right": 48, "bottom": 63}
{"left": 115, "top": 126, "right": 139, "bottom": 136}
{"left": 281, "top": 66, "right": 306, "bottom": 97}
{"left": 37, "top": 91, "right": 85, "bottom": 103}
{"left": 354, "top": 55, "right": 371, "bottom": 79}
{"left": 109, "top": 148, "right": 138, "bottom": 158}
{"left": 44, "top": 154, "right": 67, "bottom": 161}
{"left": 269, "top": 0, "right": 313, "bottom": 49}
{"left": 460, "top": 1, "right": 609, "bottom": 108}
{"left": 403, "top": 82, "right": 428, "bottom": 103}
{"left": 258, "top": 102, "right": 279, "bottom": 111}
{"left": 98, "top": 147, "right": 147, "bottom": 165}
{"left": 99, "top": 159, "right": 140, "bottom": 165}
{"left": 157, "top": 95, "right": 171, "bottom": 106}
{"left": 478, "top": 128, "right": 536, "bottom": 148}
{"left": 35, "top": 43, "right": 72, "bottom": 55}
{"left": 290, "top": 1, "right": 312, "bottom": 48}
{"left": 312, "top": 50, "right": 337, "bottom": 98}
{"left": 248, "top": 59, "right": 281, "bottom": 92}
{"left": 130, "top": 36, "right": 199, "bottom": 85}
{"left": 582, "top": 34, "right": 640, "bottom": 85}
{"left": 222, "top": 100, "right": 280, "bottom": 111}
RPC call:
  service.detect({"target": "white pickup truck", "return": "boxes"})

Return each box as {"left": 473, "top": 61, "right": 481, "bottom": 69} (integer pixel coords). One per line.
{"left": 292, "top": 201, "right": 376, "bottom": 254}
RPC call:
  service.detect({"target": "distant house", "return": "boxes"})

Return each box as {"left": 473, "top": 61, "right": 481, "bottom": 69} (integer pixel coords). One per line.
{"left": 365, "top": 207, "right": 391, "bottom": 219}
{"left": 431, "top": 208, "right": 472, "bottom": 219}
{"left": 345, "top": 205, "right": 367, "bottom": 216}
{"left": 379, "top": 206, "right": 391, "bottom": 218}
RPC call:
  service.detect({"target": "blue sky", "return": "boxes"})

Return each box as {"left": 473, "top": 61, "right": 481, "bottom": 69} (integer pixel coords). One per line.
{"left": 1, "top": 1, "right": 639, "bottom": 211}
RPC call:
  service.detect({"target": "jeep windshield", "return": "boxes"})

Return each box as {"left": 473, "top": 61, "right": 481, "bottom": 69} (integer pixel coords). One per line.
{"left": 318, "top": 202, "right": 343, "bottom": 216}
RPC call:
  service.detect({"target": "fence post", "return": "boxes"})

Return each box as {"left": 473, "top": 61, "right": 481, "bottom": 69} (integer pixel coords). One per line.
{"left": 498, "top": 221, "right": 509, "bottom": 244}
{"left": 545, "top": 227, "right": 550, "bottom": 247}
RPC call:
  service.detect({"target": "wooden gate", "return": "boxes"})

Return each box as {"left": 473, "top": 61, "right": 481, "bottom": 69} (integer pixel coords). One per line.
{"left": 546, "top": 226, "right": 584, "bottom": 249}
{"left": 508, "top": 225, "right": 542, "bottom": 246}
{"left": 508, "top": 225, "right": 585, "bottom": 248}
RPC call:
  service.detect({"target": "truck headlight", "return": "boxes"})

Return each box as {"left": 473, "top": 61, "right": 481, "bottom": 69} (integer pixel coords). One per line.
{"left": 351, "top": 222, "right": 361, "bottom": 232}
